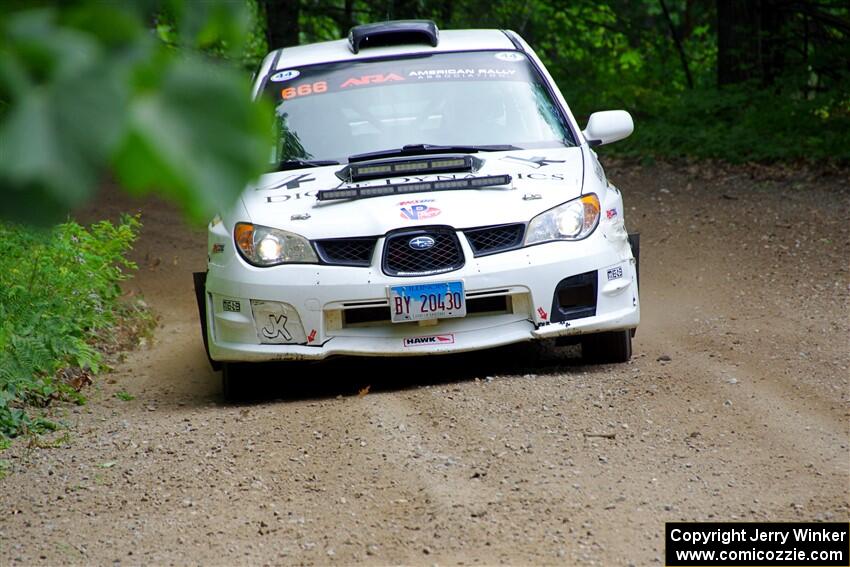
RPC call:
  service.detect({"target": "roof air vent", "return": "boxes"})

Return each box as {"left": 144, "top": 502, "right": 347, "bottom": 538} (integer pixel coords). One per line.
{"left": 348, "top": 20, "right": 439, "bottom": 54}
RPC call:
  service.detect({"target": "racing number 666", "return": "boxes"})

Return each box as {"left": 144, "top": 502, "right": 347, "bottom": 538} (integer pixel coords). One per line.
{"left": 281, "top": 81, "right": 328, "bottom": 100}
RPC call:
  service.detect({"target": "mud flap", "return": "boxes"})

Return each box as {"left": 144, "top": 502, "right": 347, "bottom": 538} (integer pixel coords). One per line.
{"left": 193, "top": 272, "right": 221, "bottom": 371}
{"left": 627, "top": 232, "right": 640, "bottom": 338}
{"left": 628, "top": 232, "right": 640, "bottom": 286}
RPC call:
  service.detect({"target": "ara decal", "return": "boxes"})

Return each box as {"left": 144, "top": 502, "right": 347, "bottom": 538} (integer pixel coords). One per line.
{"left": 341, "top": 73, "right": 404, "bottom": 88}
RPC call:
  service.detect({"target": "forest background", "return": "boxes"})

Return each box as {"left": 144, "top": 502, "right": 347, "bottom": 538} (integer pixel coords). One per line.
{"left": 0, "top": 0, "right": 846, "bottom": 444}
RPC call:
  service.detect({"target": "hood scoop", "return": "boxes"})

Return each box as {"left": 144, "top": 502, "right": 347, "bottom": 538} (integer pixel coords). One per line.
{"left": 336, "top": 154, "right": 482, "bottom": 183}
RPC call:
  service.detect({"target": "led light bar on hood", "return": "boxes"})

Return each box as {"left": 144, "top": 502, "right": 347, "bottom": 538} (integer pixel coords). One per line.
{"left": 337, "top": 155, "right": 479, "bottom": 183}
{"left": 316, "top": 174, "right": 513, "bottom": 202}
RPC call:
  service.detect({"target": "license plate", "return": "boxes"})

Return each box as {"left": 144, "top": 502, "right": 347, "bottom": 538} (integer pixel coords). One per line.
{"left": 389, "top": 281, "right": 465, "bottom": 323}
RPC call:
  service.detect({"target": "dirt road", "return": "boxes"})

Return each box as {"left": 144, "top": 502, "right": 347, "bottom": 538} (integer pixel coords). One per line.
{"left": 2, "top": 160, "right": 848, "bottom": 565}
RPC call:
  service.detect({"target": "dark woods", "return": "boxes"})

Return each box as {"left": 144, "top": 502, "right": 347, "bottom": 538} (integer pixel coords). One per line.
{"left": 260, "top": 0, "right": 848, "bottom": 88}
{"left": 257, "top": 0, "right": 850, "bottom": 161}
{"left": 716, "top": 0, "right": 849, "bottom": 88}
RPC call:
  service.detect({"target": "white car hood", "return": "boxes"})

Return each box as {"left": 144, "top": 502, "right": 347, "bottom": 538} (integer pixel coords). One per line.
{"left": 241, "top": 147, "right": 585, "bottom": 239}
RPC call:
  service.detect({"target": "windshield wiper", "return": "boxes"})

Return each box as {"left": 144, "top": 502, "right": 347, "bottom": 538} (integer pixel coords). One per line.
{"left": 348, "top": 144, "right": 520, "bottom": 163}
{"left": 274, "top": 159, "right": 340, "bottom": 172}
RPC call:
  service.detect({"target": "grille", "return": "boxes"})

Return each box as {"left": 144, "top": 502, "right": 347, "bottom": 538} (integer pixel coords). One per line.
{"left": 314, "top": 237, "right": 377, "bottom": 266}
{"left": 464, "top": 223, "right": 525, "bottom": 256}
{"left": 551, "top": 271, "right": 597, "bottom": 322}
{"left": 383, "top": 228, "right": 464, "bottom": 277}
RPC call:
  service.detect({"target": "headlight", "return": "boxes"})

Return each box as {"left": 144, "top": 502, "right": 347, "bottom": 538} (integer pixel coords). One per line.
{"left": 525, "top": 194, "right": 601, "bottom": 245}
{"left": 234, "top": 223, "right": 318, "bottom": 266}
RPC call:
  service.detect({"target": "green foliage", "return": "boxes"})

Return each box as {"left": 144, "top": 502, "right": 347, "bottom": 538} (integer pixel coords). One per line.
{"left": 0, "top": 216, "right": 141, "bottom": 439}
{"left": 603, "top": 83, "right": 850, "bottom": 162}
{"left": 293, "top": 0, "right": 849, "bottom": 163}
{"left": 0, "top": 0, "right": 272, "bottom": 226}
{"left": 115, "top": 391, "right": 134, "bottom": 401}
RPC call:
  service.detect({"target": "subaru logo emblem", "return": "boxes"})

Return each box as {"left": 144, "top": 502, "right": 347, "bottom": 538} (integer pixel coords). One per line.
{"left": 409, "top": 236, "right": 435, "bottom": 250}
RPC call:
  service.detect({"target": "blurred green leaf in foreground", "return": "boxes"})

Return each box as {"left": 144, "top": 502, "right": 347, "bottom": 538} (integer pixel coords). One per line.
{"left": 0, "top": 0, "right": 272, "bottom": 225}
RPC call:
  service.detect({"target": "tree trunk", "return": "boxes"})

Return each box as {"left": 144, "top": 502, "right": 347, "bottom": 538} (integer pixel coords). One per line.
{"left": 759, "top": 0, "right": 788, "bottom": 86}
{"left": 327, "top": 0, "right": 355, "bottom": 37}
{"left": 262, "top": 0, "right": 301, "bottom": 50}
{"left": 659, "top": 0, "right": 694, "bottom": 89}
{"left": 716, "top": 0, "right": 758, "bottom": 86}
{"left": 389, "top": 0, "right": 422, "bottom": 20}
{"left": 344, "top": 0, "right": 354, "bottom": 30}
{"left": 440, "top": 0, "right": 454, "bottom": 27}
{"left": 717, "top": 0, "right": 792, "bottom": 87}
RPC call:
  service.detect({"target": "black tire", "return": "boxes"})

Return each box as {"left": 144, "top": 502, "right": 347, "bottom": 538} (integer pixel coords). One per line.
{"left": 221, "top": 362, "right": 254, "bottom": 402}
{"left": 192, "top": 272, "right": 221, "bottom": 371}
{"left": 581, "top": 330, "right": 633, "bottom": 363}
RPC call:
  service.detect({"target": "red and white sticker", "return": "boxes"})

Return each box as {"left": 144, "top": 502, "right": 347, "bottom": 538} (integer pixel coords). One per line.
{"left": 403, "top": 334, "right": 455, "bottom": 347}
{"left": 400, "top": 203, "right": 441, "bottom": 220}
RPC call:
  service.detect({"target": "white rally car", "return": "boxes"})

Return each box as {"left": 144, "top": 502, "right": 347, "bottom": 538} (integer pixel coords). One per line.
{"left": 193, "top": 21, "right": 640, "bottom": 398}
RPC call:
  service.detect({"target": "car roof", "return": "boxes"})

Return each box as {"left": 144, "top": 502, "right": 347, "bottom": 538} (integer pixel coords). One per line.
{"left": 272, "top": 29, "right": 517, "bottom": 69}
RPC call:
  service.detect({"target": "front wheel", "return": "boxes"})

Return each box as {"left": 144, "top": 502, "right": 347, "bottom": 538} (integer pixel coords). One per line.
{"left": 221, "top": 362, "right": 254, "bottom": 401}
{"left": 581, "top": 330, "right": 633, "bottom": 363}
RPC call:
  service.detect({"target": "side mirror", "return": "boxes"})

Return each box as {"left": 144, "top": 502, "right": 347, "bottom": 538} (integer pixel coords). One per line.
{"left": 582, "top": 110, "right": 634, "bottom": 147}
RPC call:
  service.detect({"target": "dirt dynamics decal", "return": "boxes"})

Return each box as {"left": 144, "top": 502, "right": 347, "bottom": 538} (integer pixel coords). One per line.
{"left": 403, "top": 334, "right": 455, "bottom": 347}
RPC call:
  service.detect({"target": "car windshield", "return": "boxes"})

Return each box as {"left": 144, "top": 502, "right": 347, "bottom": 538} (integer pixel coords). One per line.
{"left": 263, "top": 50, "right": 574, "bottom": 165}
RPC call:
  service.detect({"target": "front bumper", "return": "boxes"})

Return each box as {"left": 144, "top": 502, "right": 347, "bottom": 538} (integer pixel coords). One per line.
{"left": 203, "top": 227, "right": 639, "bottom": 362}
